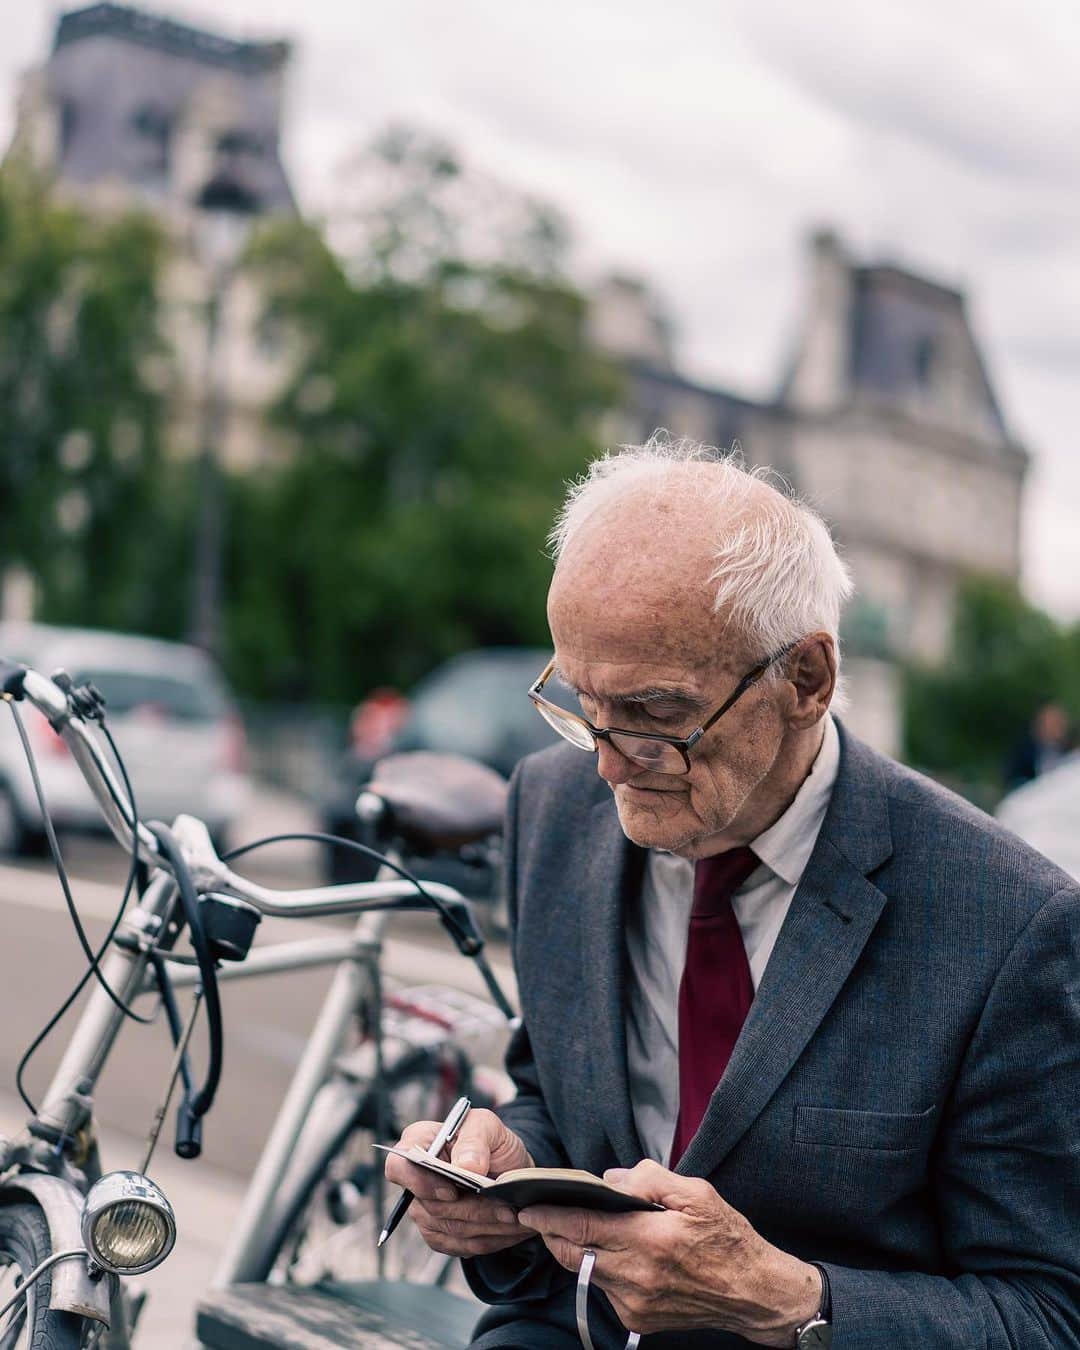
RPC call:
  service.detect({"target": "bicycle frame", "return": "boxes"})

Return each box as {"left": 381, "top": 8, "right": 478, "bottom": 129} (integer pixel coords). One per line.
{"left": 4, "top": 871, "right": 485, "bottom": 1344}
{"left": 28, "top": 870, "right": 463, "bottom": 1156}
{"left": 0, "top": 663, "right": 513, "bottom": 1344}
{"left": 167, "top": 907, "right": 395, "bottom": 1287}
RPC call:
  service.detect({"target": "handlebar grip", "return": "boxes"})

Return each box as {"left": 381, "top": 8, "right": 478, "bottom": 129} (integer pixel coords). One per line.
{"left": 0, "top": 658, "right": 27, "bottom": 699}
{"left": 175, "top": 1100, "right": 203, "bottom": 1160}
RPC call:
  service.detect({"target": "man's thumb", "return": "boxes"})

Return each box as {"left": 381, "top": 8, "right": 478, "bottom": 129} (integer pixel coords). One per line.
{"left": 604, "top": 1159, "right": 696, "bottom": 1207}
{"left": 449, "top": 1121, "right": 492, "bottom": 1173}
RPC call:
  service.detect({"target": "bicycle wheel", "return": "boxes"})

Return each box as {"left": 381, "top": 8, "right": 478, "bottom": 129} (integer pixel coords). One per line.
{"left": 0, "top": 1204, "right": 90, "bottom": 1350}
{"left": 266, "top": 1053, "right": 467, "bottom": 1291}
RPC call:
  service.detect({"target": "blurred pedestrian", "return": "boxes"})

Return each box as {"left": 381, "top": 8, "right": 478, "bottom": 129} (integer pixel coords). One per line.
{"left": 349, "top": 687, "right": 410, "bottom": 760}
{"left": 1005, "top": 700, "right": 1071, "bottom": 790}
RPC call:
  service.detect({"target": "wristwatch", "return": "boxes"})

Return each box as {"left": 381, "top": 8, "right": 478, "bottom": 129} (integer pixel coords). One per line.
{"left": 794, "top": 1264, "right": 831, "bottom": 1348}
{"left": 794, "top": 1316, "right": 830, "bottom": 1349}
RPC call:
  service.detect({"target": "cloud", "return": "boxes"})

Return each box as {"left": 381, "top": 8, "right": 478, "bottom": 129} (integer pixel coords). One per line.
{"left": 735, "top": 0, "right": 1080, "bottom": 186}
{"left": 4, "top": 0, "right": 1079, "bottom": 615}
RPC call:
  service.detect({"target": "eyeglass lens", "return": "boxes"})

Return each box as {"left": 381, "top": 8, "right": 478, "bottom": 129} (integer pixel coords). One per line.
{"left": 534, "top": 700, "right": 595, "bottom": 750}
{"left": 607, "top": 733, "right": 685, "bottom": 773}
{"left": 534, "top": 700, "right": 687, "bottom": 773}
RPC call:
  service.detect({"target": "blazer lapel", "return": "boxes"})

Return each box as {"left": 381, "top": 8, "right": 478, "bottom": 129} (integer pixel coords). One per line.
{"left": 579, "top": 794, "right": 646, "bottom": 1166}
{"left": 677, "top": 724, "right": 893, "bottom": 1179}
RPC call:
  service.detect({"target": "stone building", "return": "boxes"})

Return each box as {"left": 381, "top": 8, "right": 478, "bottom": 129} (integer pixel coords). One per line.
{"left": 595, "top": 233, "right": 1029, "bottom": 753}
{"left": 6, "top": 1, "right": 297, "bottom": 471}
{"left": 6, "top": 9, "right": 1029, "bottom": 743}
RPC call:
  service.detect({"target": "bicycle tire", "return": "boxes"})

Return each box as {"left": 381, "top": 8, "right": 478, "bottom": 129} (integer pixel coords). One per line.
{"left": 260, "top": 1051, "right": 469, "bottom": 1289}
{"left": 0, "top": 1203, "right": 90, "bottom": 1350}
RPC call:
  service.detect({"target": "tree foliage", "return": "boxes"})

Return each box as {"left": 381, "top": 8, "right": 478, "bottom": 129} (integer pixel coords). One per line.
{"left": 228, "top": 131, "right": 621, "bottom": 701}
{"left": 1, "top": 134, "right": 620, "bottom": 703}
{"left": 903, "top": 575, "right": 1080, "bottom": 793}
{"left": 0, "top": 166, "right": 179, "bottom": 632}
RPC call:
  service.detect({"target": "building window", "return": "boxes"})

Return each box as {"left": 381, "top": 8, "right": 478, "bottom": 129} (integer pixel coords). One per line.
{"left": 132, "top": 105, "right": 172, "bottom": 181}
{"left": 913, "top": 336, "right": 937, "bottom": 390}
{"left": 59, "top": 100, "right": 78, "bottom": 156}
{"left": 216, "top": 129, "right": 264, "bottom": 159}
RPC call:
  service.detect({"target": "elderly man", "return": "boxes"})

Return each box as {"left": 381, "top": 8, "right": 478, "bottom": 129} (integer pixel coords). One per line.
{"left": 385, "top": 442, "right": 1080, "bottom": 1349}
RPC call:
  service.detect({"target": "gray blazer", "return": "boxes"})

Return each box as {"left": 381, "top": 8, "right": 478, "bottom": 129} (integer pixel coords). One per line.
{"left": 466, "top": 722, "right": 1080, "bottom": 1349}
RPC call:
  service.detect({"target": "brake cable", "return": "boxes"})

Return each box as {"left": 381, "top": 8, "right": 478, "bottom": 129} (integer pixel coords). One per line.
{"left": 147, "top": 823, "right": 224, "bottom": 1136}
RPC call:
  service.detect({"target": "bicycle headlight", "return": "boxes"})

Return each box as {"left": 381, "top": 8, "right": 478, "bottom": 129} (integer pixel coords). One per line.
{"left": 80, "top": 1171, "right": 176, "bottom": 1275}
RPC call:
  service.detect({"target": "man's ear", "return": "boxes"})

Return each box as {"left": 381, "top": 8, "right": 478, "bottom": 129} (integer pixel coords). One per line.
{"left": 786, "top": 634, "right": 836, "bottom": 729}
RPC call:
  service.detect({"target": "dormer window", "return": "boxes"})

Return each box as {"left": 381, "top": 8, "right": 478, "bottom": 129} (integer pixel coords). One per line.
{"left": 59, "top": 100, "right": 78, "bottom": 155}
{"left": 913, "top": 336, "right": 937, "bottom": 390}
{"left": 216, "top": 129, "right": 264, "bottom": 159}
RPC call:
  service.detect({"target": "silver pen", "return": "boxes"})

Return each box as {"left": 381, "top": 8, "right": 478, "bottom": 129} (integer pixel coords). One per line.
{"left": 378, "top": 1094, "right": 472, "bottom": 1247}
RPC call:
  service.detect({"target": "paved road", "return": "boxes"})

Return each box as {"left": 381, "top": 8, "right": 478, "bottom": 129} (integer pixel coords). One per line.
{"left": 0, "top": 787, "right": 514, "bottom": 1346}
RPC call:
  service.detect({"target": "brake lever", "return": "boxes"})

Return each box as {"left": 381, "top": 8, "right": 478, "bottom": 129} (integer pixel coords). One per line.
{"left": 0, "top": 657, "right": 27, "bottom": 700}
{"left": 51, "top": 671, "right": 107, "bottom": 723}
{"left": 433, "top": 895, "right": 519, "bottom": 1025}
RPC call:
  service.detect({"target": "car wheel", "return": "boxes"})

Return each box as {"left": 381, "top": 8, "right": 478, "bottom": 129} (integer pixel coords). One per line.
{"left": 209, "top": 825, "right": 231, "bottom": 859}
{"left": 0, "top": 786, "right": 43, "bottom": 859}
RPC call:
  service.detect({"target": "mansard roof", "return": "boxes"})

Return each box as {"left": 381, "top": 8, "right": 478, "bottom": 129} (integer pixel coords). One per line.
{"left": 774, "top": 232, "right": 1013, "bottom": 447}
{"left": 628, "top": 360, "right": 763, "bottom": 451}
{"left": 44, "top": 2, "right": 296, "bottom": 215}
{"left": 55, "top": 3, "right": 290, "bottom": 74}
{"left": 848, "top": 262, "right": 1008, "bottom": 440}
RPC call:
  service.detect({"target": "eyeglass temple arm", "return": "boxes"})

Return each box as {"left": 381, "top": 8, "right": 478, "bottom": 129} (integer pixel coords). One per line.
{"left": 529, "top": 658, "right": 557, "bottom": 695}
{"left": 696, "top": 640, "right": 800, "bottom": 737}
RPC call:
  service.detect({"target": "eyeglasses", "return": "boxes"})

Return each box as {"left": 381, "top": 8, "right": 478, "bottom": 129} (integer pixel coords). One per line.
{"left": 527, "top": 643, "right": 798, "bottom": 776}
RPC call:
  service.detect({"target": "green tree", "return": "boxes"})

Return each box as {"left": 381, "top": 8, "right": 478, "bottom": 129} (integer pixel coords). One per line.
{"left": 227, "top": 130, "right": 621, "bottom": 701}
{"left": 903, "top": 576, "right": 1080, "bottom": 794}
{"left": 0, "top": 166, "right": 176, "bottom": 632}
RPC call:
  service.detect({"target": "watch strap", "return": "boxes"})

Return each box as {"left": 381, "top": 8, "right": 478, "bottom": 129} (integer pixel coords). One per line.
{"left": 794, "top": 1263, "right": 832, "bottom": 1348}
{"left": 810, "top": 1262, "right": 832, "bottom": 1321}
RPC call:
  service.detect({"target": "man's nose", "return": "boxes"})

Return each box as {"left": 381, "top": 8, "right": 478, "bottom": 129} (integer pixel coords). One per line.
{"left": 596, "top": 737, "right": 639, "bottom": 785}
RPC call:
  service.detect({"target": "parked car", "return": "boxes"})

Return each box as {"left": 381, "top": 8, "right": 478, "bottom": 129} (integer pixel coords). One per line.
{"left": 995, "top": 751, "right": 1080, "bottom": 881}
{"left": 319, "top": 647, "right": 566, "bottom": 889}
{"left": 0, "top": 622, "right": 250, "bottom": 856}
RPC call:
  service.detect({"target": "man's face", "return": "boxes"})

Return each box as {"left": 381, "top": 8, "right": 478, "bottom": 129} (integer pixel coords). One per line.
{"left": 546, "top": 500, "right": 793, "bottom": 858}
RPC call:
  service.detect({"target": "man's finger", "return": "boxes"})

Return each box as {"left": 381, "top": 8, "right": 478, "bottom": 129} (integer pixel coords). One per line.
{"left": 517, "top": 1204, "right": 624, "bottom": 1250}
{"left": 417, "top": 1213, "right": 526, "bottom": 1241}
{"left": 411, "top": 1229, "right": 533, "bottom": 1259}
{"left": 383, "top": 1121, "right": 461, "bottom": 1200}
{"left": 448, "top": 1113, "right": 492, "bottom": 1174}
{"left": 535, "top": 1232, "right": 590, "bottom": 1274}
{"left": 603, "top": 1158, "right": 713, "bottom": 1212}
{"left": 414, "top": 1195, "right": 523, "bottom": 1227}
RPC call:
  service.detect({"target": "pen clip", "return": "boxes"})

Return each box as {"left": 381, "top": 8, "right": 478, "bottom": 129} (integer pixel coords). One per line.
{"left": 429, "top": 1095, "right": 471, "bottom": 1161}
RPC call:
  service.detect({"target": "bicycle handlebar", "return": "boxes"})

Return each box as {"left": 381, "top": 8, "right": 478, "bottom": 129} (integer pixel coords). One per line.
{"left": 5, "top": 662, "right": 502, "bottom": 932}
{"left": 3, "top": 658, "right": 519, "bottom": 1151}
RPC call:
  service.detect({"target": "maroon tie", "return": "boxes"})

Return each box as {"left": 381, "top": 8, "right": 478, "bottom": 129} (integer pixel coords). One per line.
{"left": 670, "top": 846, "right": 758, "bottom": 1165}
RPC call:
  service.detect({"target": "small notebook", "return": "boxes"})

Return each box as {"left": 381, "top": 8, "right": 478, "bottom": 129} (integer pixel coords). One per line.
{"left": 376, "top": 1144, "right": 664, "bottom": 1213}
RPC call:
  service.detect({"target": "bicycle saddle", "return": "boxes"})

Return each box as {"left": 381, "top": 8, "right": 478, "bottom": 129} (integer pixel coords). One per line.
{"left": 366, "top": 752, "right": 508, "bottom": 851}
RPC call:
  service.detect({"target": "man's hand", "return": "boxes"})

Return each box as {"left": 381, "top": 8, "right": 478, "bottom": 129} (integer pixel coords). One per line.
{"left": 383, "top": 1109, "right": 536, "bottom": 1258}
{"left": 517, "top": 1159, "right": 821, "bottom": 1346}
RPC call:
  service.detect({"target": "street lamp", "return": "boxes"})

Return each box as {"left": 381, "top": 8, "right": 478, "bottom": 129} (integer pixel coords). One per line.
{"left": 188, "top": 179, "right": 257, "bottom": 655}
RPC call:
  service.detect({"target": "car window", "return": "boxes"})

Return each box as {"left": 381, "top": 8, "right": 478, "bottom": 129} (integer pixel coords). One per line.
{"left": 398, "top": 656, "right": 559, "bottom": 772}
{"left": 73, "top": 668, "right": 227, "bottom": 721}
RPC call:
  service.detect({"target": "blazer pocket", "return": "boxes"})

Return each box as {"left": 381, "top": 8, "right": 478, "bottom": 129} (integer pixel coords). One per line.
{"left": 794, "top": 1103, "right": 937, "bottom": 1152}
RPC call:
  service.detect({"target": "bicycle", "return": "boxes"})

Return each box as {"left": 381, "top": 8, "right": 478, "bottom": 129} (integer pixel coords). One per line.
{"left": 0, "top": 655, "right": 517, "bottom": 1349}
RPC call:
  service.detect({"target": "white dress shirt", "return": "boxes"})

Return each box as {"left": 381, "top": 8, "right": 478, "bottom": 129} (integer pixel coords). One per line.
{"left": 625, "top": 715, "right": 841, "bottom": 1163}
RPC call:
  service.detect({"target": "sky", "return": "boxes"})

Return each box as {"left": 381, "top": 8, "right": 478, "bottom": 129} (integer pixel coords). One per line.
{"left": 4, "top": 0, "right": 1080, "bottom": 617}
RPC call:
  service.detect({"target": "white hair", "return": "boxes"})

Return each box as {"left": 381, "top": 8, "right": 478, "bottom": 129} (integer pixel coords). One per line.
{"left": 548, "top": 433, "right": 855, "bottom": 679}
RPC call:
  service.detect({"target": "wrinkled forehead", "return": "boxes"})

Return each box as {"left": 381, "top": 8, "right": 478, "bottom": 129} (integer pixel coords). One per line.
{"left": 547, "top": 518, "right": 749, "bottom": 678}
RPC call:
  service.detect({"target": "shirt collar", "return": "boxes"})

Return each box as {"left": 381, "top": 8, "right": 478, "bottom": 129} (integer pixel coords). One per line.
{"left": 749, "top": 713, "right": 840, "bottom": 888}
